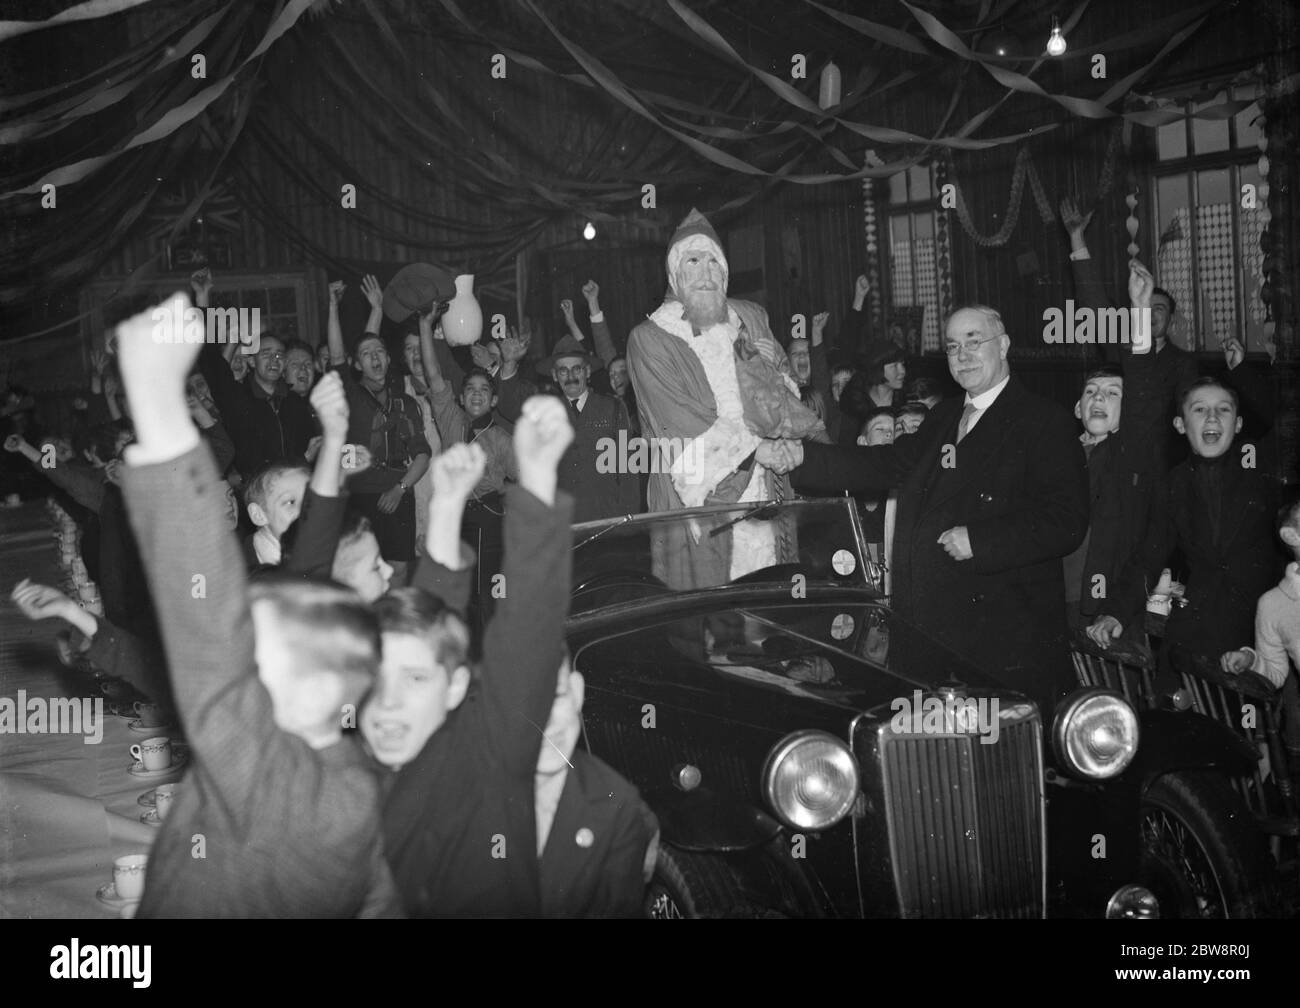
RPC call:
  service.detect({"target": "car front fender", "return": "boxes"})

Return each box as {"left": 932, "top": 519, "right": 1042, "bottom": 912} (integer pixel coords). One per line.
{"left": 643, "top": 786, "right": 783, "bottom": 853}
{"left": 1132, "top": 709, "right": 1259, "bottom": 786}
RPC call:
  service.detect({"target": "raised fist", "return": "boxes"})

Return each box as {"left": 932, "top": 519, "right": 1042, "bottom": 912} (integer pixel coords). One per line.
{"left": 329, "top": 280, "right": 346, "bottom": 306}
{"left": 115, "top": 292, "right": 200, "bottom": 399}
{"left": 310, "top": 371, "right": 350, "bottom": 441}
{"left": 514, "top": 395, "right": 574, "bottom": 469}
{"left": 431, "top": 443, "right": 486, "bottom": 502}
{"left": 582, "top": 280, "right": 599, "bottom": 303}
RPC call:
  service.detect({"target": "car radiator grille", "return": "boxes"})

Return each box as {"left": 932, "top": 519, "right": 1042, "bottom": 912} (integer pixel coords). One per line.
{"left": 878, "top": 713, "right": 1045, "bottom": 918}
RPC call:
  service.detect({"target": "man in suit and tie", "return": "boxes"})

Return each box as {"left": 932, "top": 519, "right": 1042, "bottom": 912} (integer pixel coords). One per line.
{"left": 538, "top": 335, "right": 639, "bottom": 523}
{"left": 794, "top": 304, "right": 1090, "bottom": 714}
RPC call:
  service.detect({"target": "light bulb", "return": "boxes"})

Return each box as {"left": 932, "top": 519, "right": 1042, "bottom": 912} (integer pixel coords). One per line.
{"left": 583, "top": 221, "right": 596, "bottom": 241}
{"left": 1046, "top": 19, "right": 1066, "bottom": 57}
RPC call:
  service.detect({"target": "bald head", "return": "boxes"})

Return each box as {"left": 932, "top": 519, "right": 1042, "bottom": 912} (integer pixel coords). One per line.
{"left": 944, "top": 306, "right": 1010, "bottom": 397}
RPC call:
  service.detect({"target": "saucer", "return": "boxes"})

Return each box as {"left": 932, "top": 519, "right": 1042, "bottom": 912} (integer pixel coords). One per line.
{"left": 128, "top": 718, "right": 173, "bottom": 735}
{"left": 96, "top": 882, "right": 139, "bottom": 910}
{"left": 139, "top": 808, "right": 163, "bottom": 827}
{"left": 127, "top": 745, "right": 189, "bottom": 779}
{"left": 136, "top": 787, "right": 157, "bottom": 808}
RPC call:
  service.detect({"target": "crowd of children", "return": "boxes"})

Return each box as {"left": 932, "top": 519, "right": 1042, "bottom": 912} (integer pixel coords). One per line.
{"left": 4, "top": 197, "right": 1298, "bottom": 913}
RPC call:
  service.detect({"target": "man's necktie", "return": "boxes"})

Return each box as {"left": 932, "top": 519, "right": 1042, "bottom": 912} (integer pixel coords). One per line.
{"left": 569, "top": 398, "right": 581, "bottom": 413}
{"left": 956, "top": 402, "right": 978, "bottom": 443}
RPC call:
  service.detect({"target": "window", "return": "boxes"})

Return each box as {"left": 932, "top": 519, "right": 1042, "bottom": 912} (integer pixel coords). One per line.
{"left": 885, "top": 165, "right": 942, "bottom": 354}
{"left": 209, "top": 276, "right": 310, "bottom": 342}
{"left": 80, "top": 273, "right": 316, "bottom": 354}
{"left": 1150, "top": 82, "right": 1265, "bottom": 353}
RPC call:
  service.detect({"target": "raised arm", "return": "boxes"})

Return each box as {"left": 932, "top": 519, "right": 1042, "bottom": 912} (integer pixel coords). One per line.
{"left": 841, "top": 275, "right": 873, "bottom": 351}
{"left": 417, "top": 305, "right": 448, "bottom": 397}
{"left": 194, "top": 270, "right": 246, "bottom": 417}
{"left": 360, "top": 274, "right": 384, "bottom": 343}
{"left": 482, "top": 396, "right": 574, "bottom": 777}
{"left": 113, "top": 292, "right": 276, "bottom": 789}
{"left": 284, "top": 372, "right": 350, "bottom": 577}
{"left": 495, "top": 328, "right": 534, "bottom": 424}
{"left": 559, "top": 298, "right": 587, "bottom": 347}
{"left": 189, "top": 393, "right": 235, "bottom": 476}
{"left": 420, "top": 311, "right": 470, "bottom": 446}
{"left": 3, "top": 434, "right": 105, "bottom": 512}
{"left": 583, "top": 281, "right": 618, "bottom": 368}
{"left": 327, "top": 280, "right": 347, "bottom": 369}
{"left": 409, "top": 443, "right": 485, "bottom": 614}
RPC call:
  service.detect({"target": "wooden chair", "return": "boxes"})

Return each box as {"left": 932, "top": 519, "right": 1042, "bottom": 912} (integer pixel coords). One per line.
{"left": 1175, "top": 653, "right": 1300, "bottom": 842}
{"left": 1069, "top": 630, "right": 1158, "bottom": 710}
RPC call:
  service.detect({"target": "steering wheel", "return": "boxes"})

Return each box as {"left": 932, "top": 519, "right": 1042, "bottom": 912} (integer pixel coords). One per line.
{"left": 572, "top": 569, "right": 671, "bottom": 606}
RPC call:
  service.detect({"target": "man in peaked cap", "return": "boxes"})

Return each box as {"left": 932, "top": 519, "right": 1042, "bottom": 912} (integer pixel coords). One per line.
{"left": 626, "top": 208, "right": 825, "bottom": 590}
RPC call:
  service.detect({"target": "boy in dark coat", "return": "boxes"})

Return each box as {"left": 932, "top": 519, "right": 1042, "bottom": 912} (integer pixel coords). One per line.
{"left": 1090, "top": 375, "right": 1286, "bottom": 690}
{"left": 111, "top": 293, "right": 399, "bottom": 918}
{"left": 369, "top": 402, "right": 656, "bottom": 916}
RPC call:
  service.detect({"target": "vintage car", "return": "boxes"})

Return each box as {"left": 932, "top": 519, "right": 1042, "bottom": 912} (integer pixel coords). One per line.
{"left": 563, "top": 497, "right": 1278, "bottom": 918}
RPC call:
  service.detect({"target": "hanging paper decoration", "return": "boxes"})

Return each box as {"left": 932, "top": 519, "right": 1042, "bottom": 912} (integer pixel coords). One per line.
{"left": 1125, "top": 189, "right": 1140, "bottom": 262}
{"left": 951, "top": 148, "right": 1055, "bottom": 248}
{"left": 934, "top": 155, "right": 953, "bottom": 334}
{"left": 861, "top": 154, "right": 882, "bottom": 328}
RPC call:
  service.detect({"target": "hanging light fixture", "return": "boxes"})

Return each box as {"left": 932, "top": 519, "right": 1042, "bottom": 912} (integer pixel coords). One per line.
{"left": 818, "top": 59, "right": 841, "bottom": 110}
{"left": 583, "top": 221, "right": 596, "bottom": 241}
{"left": 1046, "top": 16, "right": 1067, "bottom": 56}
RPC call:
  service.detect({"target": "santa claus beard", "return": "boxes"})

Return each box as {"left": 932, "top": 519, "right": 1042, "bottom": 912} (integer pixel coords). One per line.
{"left": 681, "top": 288, "right": 728, "bottom": 329}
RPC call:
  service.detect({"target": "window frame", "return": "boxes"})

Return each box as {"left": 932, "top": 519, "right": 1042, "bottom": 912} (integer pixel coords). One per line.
{"left": 79, "top": 271, "right": 319, "bottom": 355}
{"left": 883, "top": 164, "right": 943, "bottom": 356}
{"left": 1146, "top": 81, "right": 1263, "bottom": 353}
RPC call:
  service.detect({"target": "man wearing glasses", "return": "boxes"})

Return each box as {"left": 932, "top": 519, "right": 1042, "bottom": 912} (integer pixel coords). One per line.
{"left": 794, "top": 304, "right": 1089, "bottom": 716}
{"left": 192, "top": 271, "right": 318, "bottom": 480}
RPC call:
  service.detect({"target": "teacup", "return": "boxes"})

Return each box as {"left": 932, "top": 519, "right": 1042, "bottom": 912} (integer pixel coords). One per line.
{"left": 153, "top": 784, "right": 177, "bottom": 821}
{"left": 133, "top": 702, "right": 163, "bottom": 728}
{"left": 113, "top": 853, "right": 148, "bottom": 901}
{"left": 130, "top": 736, "right": 172, "bottom": 772}
{"left": 99, "top": 679, "right": 131, "bottom": 700}
{"left": 1146, "top": 593, "right": 1172, "bottom": 617}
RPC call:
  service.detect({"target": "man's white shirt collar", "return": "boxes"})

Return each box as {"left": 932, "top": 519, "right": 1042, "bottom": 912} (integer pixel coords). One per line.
{"left": 964, "top": 374, "right": 1011, "bottom": 412}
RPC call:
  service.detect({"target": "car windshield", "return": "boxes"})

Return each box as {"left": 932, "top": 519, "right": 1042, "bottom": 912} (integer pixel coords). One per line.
{"left": 571, "top": 498, "right": 880, "bottom": 616}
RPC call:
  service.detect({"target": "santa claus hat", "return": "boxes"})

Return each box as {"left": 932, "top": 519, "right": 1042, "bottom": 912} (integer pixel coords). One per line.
{"left": 667, "top": 208, "right": 728, "bottom": 287}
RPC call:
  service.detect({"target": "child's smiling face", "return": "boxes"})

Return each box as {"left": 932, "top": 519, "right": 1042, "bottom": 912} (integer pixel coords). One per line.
{"left": 1175, "top": 384, "right": 1242, "bottom": 459}
{"left": 262, "top": 470, "right": 309, "bottom": 538}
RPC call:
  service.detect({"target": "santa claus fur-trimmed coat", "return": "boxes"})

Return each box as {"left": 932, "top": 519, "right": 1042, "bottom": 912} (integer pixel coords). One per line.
{"left": 627, "top": 298, "right": 819, "bottom": 590}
